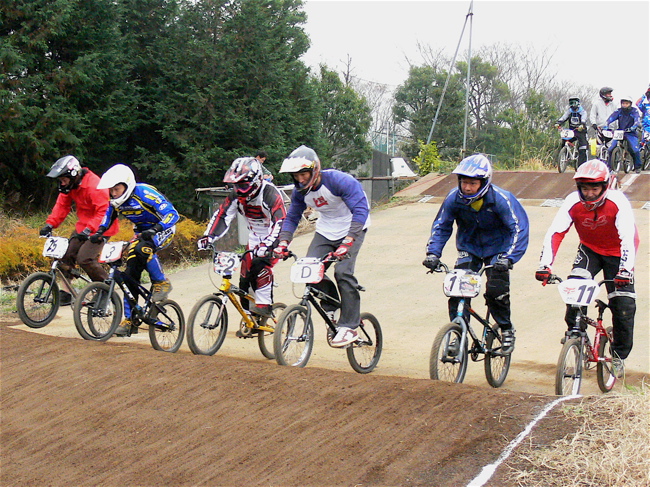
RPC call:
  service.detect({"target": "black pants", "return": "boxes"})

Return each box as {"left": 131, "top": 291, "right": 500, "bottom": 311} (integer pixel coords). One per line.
{"left": 565, "top": 244, "right": 636, "bottom": 359}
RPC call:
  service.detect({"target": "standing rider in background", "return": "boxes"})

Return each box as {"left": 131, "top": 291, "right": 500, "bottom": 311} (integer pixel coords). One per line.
{"left": 606, "top": 95, "right": 642, "bottom": 173}
{"left": 535, "top": 159, "right": 638, "bottom": 377}
{"left": 93, "top": 164, "right": 179, "bottom": 337}
{"left": 423, "top": 154, "right": 529, "bottom": 355}
{"left": 636, "top": 85, "right": 650, "bottom": 150}
{"left": 590, "top": 87, "right": 617, "bottom": 148}
{"left": 274, "top": 145, "right": 370, "bottom": 348}
{"left": 40, "top": 155, "right": 119, "bottom": 304}
{"left": 556, "top": 96, "right": 589, "bottom": 167}
{"left": 199, "top": 157, "right": 286, "bottom": 322}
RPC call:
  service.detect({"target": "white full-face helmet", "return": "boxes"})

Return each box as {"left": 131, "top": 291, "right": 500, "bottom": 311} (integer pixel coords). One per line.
{"left": 279, "top": 145, "right": 321, "bottom": 195}
{"left": 97, "top": 164, "right": 137, "bottom": 208}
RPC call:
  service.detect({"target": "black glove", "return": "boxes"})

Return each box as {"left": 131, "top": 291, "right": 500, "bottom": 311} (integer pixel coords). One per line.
{"left": 492, "top": 257, "right": 513, "bottom": 272}
{"left": 89, "top": 226, "right": 107, "bottom": 244}
{"left": 422, "top": 254, "right": 440, "bottom": 270}
{"left": 39, "top": 224, "right": 53, "bottom": 237}
{"left": 592, "top": 123, "right": 598, "bottom": 131}
{"left": 624, "top": 127, "right": 636, "bottom": 133}
{"left": 140, "top": 224, "right": 163, "bottom": 241}
{"left": 74, "top": 228, "right": 91, "bottom": 241}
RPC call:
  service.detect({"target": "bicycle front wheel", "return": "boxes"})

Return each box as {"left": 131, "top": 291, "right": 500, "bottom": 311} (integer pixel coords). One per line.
{"left": 273, "top": 304, "right": 314, "bottom": 367}
{"left": 484, "top": 329, "right": 511, "bottom": 388}
{"left": 430, "top": 322, "right": 468, "bottom": 383}
{"left": 257, "top": 302, "right": 286, "bottom": 360}
{"left": 16, "top": 272, "right": 60, "bottom": 328}
{"left": 73, "top": 282, "right": 122, "bottom": 341}
{"left": 555, "top": 338, "right": 583, "bottom": 396}
{"left": 557, "top": 146, "right": 570, "bottom": 173}
{"left": 642, "top": 144, "right": 650, "bottom": 170}
{"left": 622, "top": 148, "right": 633, "bottom": 173}
{"left": 597, "top": 326, "right": 616, "bottom": 393}
{"left": 346, "top": 312, "right": 383, "bottom": 374}
{"left": 148, "top": 299, "right": 185, "bottom": 353}
{"left": 186, "top": 294, "right": 228, "bottom": 355}
{"left": 610, "top": 147, "right": 622, "bottom": 172}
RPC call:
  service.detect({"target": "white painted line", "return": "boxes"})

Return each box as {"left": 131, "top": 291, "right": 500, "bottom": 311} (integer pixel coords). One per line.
{"left": 620, "top": 173, "right": 639, "bottom": 191}
{"left": 418, "top": 195, "right": 434, "bottom": 203}
{"left": 466, "top": 394, "right": 580, "bottom": 487}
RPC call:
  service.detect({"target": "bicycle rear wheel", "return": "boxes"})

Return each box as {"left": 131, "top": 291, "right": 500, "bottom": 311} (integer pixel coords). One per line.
{"left": 148, "top": 299, "right": 185, "bottom": 353}
{"left": 597, "top": 326, "right": 616, "bottom": 393}
{"left": 557, "top": 146, "right": 570, "bottom": 173}
{"left": 555, "top": 338, "right": 583, "bottom": 395}
{"left": 186, "top": 294, "right": 228, "bottom": 355}
{"left": 346, "top": 312, "right": 383, "bottom": 374}
{"left": 73, "top": 282, "right": 122, "bottom": 341}
{"left": 273, "top": 304, "right": 314, "bottom": 367}
{"left": 484, "top": 329, "right": 511, "bottom": 388}
{"left": 16, "top": 272, "right": 60, "bottom": 328}
{"left": 257, "top": 302, "right": 286, "bottom": 360}
{"left": 430, "top": 322, "right": 468, "bottom": 383}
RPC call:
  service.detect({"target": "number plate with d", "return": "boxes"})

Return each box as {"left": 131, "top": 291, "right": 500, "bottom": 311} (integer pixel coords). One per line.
{"left": 290, "top": 258, "right": 325, "bottom": 284}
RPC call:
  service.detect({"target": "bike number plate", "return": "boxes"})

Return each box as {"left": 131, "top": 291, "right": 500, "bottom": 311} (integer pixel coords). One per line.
{"left": 558, "top": 278, "right": 601, "bottom": 306}
{"left": 213, "top": 252, "right": 239, "bottom": 275}
{"left": 644, "top": 131, "right": 650, "bottom": 141}
{"left": 290, "top": 258, "right": 325, "bottom": 284}
{"left": 43, "top": 237, "right": 69, "bottom": 259}
{"left": 612, "top": 130, "right": 625, "bottom": 140}
{"left": 560, "top": 129, "right": 574, "bottom": 139}
{"left": 443, "top": 269, "right": 481, "bottom": 298}
{"left": 99, "top": 241, "right": 127, "bottom": 263}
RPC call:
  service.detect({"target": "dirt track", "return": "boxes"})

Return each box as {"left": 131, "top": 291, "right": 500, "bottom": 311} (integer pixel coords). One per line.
{"left": 1, "top": 185, "right": 649, "bottom": 486}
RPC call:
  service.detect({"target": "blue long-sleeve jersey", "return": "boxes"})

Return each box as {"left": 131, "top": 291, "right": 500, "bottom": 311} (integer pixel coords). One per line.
{"left": 426, "top": 185, "right": 529, "bottom": 263}
{"left": 606, "top": 107, "right": 640, "bottom": 132}
{"left": 100, "top": 183, "right": 179, "bottom": 232}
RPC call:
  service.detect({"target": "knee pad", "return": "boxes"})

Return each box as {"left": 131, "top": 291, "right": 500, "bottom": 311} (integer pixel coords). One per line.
{"left": 255, "top": 268, "right": 273, "bottom": 289}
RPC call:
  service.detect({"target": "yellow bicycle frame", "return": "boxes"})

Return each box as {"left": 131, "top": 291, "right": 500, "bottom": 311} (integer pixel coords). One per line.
{"left": 218, "top": 276, "right": 274, "bottom": 333}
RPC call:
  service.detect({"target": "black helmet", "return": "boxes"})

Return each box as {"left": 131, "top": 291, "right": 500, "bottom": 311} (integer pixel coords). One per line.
{"left": 599, "top": 86, "right": 613, "bottom": 102}
{"left": 46, "top": 155, "right": 83, "bottom": 194}
{"left": 569, "top": 96, "right": 580, "bottom": 108}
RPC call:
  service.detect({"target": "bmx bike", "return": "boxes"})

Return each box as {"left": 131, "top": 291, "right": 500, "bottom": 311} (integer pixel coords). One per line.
{"left": 16, "top": 236, "right": 90, "bottom": 328}
{"left": 273, "top": 252, "right": 382, "bottom": 373}
{"left": 607, "top": 129, "right": 634, "bottom": 174}
{"left": 73, "top": 240, "right": 185, "bottom": 351}
{"left": 557, "top": 128, "right": 579, "bottom": 173}
{"left": 186, "top": 246, "right": 285, "bottom": 359}
{"left": 542, "top": 272, "right": 617, "bottom": 396}
{"left": 428, "top": 262, "right": 511, "bottom": 388}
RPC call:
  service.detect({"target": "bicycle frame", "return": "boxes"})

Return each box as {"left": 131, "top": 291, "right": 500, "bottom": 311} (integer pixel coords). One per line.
{"left": 567, "top": 299, "right": 610, "bottom": 368}
{"left": 297, "top": 284, "right": 341, "bottom": 335}
{"left": 216, "top": 273, "right": 274, "bottom": 334}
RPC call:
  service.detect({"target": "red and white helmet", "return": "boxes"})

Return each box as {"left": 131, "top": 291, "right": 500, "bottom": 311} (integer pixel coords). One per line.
{"left": 573, "top": 160, "right": 610, "bottom": 210}
{"left": 223, "top": 157, "right": 264, "bottom": 200}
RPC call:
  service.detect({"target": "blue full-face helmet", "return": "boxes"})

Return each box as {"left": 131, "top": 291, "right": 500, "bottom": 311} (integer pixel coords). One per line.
{"left": 452, "top": 154, "right": 493, "bottom": 204}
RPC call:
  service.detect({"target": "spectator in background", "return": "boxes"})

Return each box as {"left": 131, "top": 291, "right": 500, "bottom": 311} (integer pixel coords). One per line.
{"left": 255, "top": 150, "right": 274, "bottom": 182}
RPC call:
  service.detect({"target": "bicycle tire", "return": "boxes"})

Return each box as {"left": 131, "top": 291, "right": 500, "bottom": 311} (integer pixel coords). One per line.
{"left": 610, "top": 146, "right": 622, "bottom": 173}
{"left": 597, "top": 145, "right": 608, "bottom": 161}
{"left": 273, "top": 304, "right": 314, "bottom": 367}
{"left": 557, "top": 146, "right": 570, "bottom": 173}
{"left": 429, "top": 322, "right": 468, "bottom": 383}
{"left": 555, "top": 338, "right": 583, "bottom": 396}
{"left": 73, "top": 282, "right": 122, "bottom": 341}
{"left": 257, "top": 302, "right": 286, "bottom": 360}
{"left": 642, "top": 145, "right": 650, "bottom": 170}
{"left": 596, "top": 326, "right": 616, "bottom": 393}
{"left": 16, "top": 272, "right": 60, "bottom": 328}
{"left": 622, "top": 146, "right": 633, "bottom": 174}
{"left": 346, "top": 312, "right": 383, "bottom": 374}
{"left": 186, "top": 294, "right": 228, "bottom": 355}
{"left": 148, "top": 299, "right": 185, "bottom": 353}
{"left": 484, "top": 329, "right": 511, "bottom": 388}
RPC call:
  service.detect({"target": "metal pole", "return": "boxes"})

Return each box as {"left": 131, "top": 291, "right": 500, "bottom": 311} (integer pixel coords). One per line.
{"left": 426, "top": 0, "right": 474, "bottom": 146}
{"left": 462, "top": 1, "right": 474, "bottom": 155}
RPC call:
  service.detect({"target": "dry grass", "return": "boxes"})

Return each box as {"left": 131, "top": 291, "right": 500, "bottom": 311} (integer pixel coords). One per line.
{"left": 509, "top": 386, "right": 650, "bottom": 487}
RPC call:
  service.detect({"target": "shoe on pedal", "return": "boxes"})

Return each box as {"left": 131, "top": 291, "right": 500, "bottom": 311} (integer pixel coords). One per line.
{"left": 330, "top": 326, "right": 358, "bottom": 348}
{"left": 500, "top": 328, "right": 516, "bottom": 354}
{"left": 251, "top": 304, "right": 272, "bottom": 318}
{"left": 612, "top": 355, "right": 625, "bottom": 379}
{"left": 114, "top": 319, "right": 133, "bottom": 337}
{"left": 151, "top": 280, "right": 172, "bottom": 302}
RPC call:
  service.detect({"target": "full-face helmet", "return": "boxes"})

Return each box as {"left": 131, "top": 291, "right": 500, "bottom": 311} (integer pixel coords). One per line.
{"left": 568, "top": 96, "right": 581, "bottom": 109}
{"left": 97, "top": 164, "right": 137, "bottom": 208}
{"left": 620, "top": 95, "right": 634, "bottom": 111}
{"left": 599, "top": 87, "right": 613, "bottom": 102}
{"left": 46, "top": 155, "right": 83, "bottom": 194}
{"left": 452, "top": 154, "right": 493, "bottom": 204}
{"left": 223, "top": 157, "right": 264, "bottom": 200}
{"left": 573, "top": 159, "right": 610, "bottom": 211}
{"left": 279, "top": 145, "right": 321, "bottom": 195}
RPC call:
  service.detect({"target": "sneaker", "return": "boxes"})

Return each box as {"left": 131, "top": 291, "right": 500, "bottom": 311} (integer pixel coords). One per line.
{"left": 634, "top": 168, "right": 641, "bottom": 174}
{"left": 114, "top": 319, "right": 133, "bottom": 337}
{"left": 59, "top": 290, "right": 73, "bottom": 306}
{"left": 500, "top": 328, "right": 516, "bottom": 354}
{"left": 151, "top": 280, "right": 172, "bottom": 302}
{"left": 612, "top": 356, "right": 625, "bottom": 379}
{"left": 330, "top": 327, "right": 358, "bottom": 348}
{"left": 250, "top": 304, "right": 272, "bottom": 318}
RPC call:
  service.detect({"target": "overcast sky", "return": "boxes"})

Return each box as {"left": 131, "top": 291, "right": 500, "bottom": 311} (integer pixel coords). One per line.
{"left": 301, "top": 0, "right": 650, "bottom": 102}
